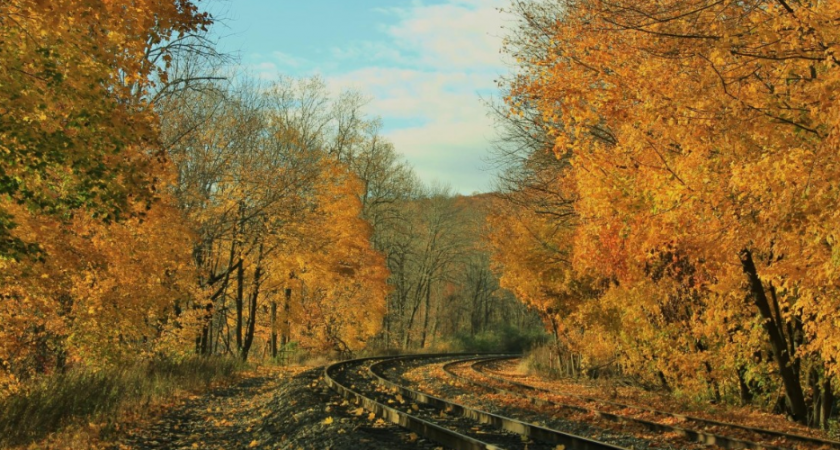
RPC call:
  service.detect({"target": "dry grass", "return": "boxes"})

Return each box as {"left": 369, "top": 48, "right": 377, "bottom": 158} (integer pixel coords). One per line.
{"left": 0, "top": 356, "right": 244, "bottom": 448}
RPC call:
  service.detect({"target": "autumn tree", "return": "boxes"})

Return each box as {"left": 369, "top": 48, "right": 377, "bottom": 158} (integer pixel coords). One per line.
{"left": 499, "top": 0, "right": 840, "bottom": 427}
{"left": 160, "top": 74, "right": 391, "bottom": 360}
{"left": 0, "top": 0, "right": 211, "bottom": 391}
{"left": 0, "top": 0, "right": 209, "bottom": 258}
{"left": 437, "top": 194, "right": 542, "bottom": 344}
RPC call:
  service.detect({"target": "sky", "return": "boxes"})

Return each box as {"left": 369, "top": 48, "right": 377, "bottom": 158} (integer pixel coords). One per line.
{"left": 208, "top": 0, "right": 512, "bottom": 194}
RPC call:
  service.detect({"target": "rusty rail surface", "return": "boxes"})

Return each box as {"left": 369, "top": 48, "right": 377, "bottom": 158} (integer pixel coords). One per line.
{"left": 449, "top": 356, "right": 840, "bottom": 450}
{"left": 367, "top": 355, "right": 630, "bottom": 450}
{"left": 324, "top": 354, "right": 505, "bottom": 450}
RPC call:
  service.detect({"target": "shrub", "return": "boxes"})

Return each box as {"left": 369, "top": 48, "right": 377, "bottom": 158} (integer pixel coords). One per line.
{"left": 449, "top": 325, "right": 548, "bottom": 353}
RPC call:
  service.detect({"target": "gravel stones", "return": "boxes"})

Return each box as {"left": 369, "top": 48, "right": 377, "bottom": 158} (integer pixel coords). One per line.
{"left": 108, "top": 366, "right": 443, "bottom": 450}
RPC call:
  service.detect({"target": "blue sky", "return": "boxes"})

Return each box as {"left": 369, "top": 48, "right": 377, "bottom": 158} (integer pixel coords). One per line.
{"left": 208, "top": 0, "right": 511, "bottom": 194}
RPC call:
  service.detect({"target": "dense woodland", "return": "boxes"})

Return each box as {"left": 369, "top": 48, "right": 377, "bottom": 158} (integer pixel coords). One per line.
{"left": 491, "top": 0, "right": 840, "bottom": 429}
{"left": 1, "top": 0, "right": 839, "bottom": 434}
{"left": 0, "top": 0, "right": 536, "bottom": 400}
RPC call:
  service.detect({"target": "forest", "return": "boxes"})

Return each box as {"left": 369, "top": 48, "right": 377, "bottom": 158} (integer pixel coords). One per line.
{"left": 0, "top": 0, "right": 537, "bottom": 398}
{"left": 491, "top": 0, "right": 840, "bottom": 430}
{"left": 1, "top": 0, "right": 839, "bottom": 444}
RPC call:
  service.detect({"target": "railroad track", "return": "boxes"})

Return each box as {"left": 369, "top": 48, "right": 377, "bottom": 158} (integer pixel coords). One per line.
{"left": 324, "top": 354, "right": 633, "bottom": 450}
{"left": 439, "top": 356, "right": 840, "bottom": 450}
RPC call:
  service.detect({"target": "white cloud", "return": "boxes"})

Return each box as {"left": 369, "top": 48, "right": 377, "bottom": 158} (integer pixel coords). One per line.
{"left": 272, "top": 51, "right": 309, "bottom": 69}
{"left": 324, "top": 0, "right": 509, "bottom": 193}
{"left": 250, "top": 61, "right": 280, "bottom": 79}
{"left": 383, "top": 0, "right": 507, "bottom": 70}
{"left": 330, "top": 41, "right": 405, "bottom": 64}
{"left": 243, "top": 1, "right": 510, "bottom": 193}
{"left": 387, "top": 117, "right": 497, "bottom": 194}
{"left": 329, "top": 67, "right": 492, "bottom": 119}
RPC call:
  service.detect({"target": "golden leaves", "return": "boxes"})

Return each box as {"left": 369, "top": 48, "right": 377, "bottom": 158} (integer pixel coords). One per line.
{"left": 496, "top": 0, "right": 840, "bottom": 397}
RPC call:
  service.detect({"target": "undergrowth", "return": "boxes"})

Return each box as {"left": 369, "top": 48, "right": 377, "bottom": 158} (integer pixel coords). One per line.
{"left": 0, "top": 355, "right": 245, "bottom": 448}
{"left": 449, "top": 325, "right": 548, "bottom": 353}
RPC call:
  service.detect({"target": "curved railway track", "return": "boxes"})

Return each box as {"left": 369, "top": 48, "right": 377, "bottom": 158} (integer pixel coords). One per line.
{"left": 440, "top": 356, "right": 840, "bottom": 450}
{"left": 324, "top": 354, "right": 840, "bottom": 450}
{"left": 324, "top": 354, "right": 631, "bottom": 450}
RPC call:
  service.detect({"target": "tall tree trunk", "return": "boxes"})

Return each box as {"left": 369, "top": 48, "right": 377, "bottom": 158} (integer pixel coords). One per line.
{"left": 270, "top": 296, "right": 278, "bottom": 359}
{"left": 404, "top": 276, "right": 428, "bottom": 349}
{"left": 740, "top": 249, "right": 808, "bottom": 423}
{"left": 470, "top": 277, "right": 482, "bottom": 336}
{"left": 819, "top": 375, "right": 833, "bottom": 429}
{"left": 235, "top": 257, "right": 244, "bottom": 353}
{"left": 381, "top": 310, "right": 390, "bottom": 347}
{"left": 241, "top": 250, "right": 263, "bottom": 362}
{"left": 737, "top": 366, "right": 754, "bottom": 405}
{"left": 808, "top": 363, "right": 835, "bottom": 429}
{"left": 430, "top": 291, "right": 442, "bottom": 347}
{"left": 280, "top": 287, "right": 291, "bottom": 348}
{"left": 483, "top": 281, "right": 491, "bottom": 333}
{"left": 420, "top": 281, "right": 432, "bottom": 348}
{"left": 196, "top": 301, "right": 213, "bottom": 355}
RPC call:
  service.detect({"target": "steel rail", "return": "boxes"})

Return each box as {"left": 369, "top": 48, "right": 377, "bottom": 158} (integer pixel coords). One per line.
{"left": 368, "top": 355, "right": 631, "bottom": 450}
{"left": 324, "top": 354, "right": 506, "bottom": 450}
{"left": 472, "top": 356, "right": 840, "bottom": 450}
{"left": 440, "top": 357, "right": 782, "bottom": 450}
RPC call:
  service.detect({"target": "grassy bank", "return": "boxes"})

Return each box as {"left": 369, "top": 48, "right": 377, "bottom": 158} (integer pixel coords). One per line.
{"left": 0, "top": 356, "right": 245, "bottom": 448}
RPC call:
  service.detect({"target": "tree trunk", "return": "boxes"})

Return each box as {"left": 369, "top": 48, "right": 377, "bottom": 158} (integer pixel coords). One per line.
{"left": 737, "top": 366, "right": 754, "bottom": 405}
{"left": 196, "top": 300, "right": 213, "bottom": 356}
{"left": 235, "top": 257, "right": 244, "bottom": 353}
{"left": 808, "top": 363, "right": 834, "bottom": 429}
{"left": 241, "top": 255, "right": 263, "bottom": 362}
{"left": 430, "top": 292, "right": 442, "bottom": 347}
{"left": 470, "top": 276, "right": 482, "bottom": 336}
{"left": 404, "top": 277, "right": 428, "bottom": 349}
{"left": 420, "top": 281, "right": 432, "bottom": 348}
{"left": 740, "top": 249, "right": 808, "bottom": 423}
{"left": 483, "top": 281, "right": 491, "bottom": 333}
{"left": 280, "top": 287, "right": 291, "bottom": 349}
{"left": 819, "top": 376, "right": 833, "bottom": 430}
{"left": 241, "top": 244, "right": 265, "bottom": 361}
{"left": 270, "top": 297, "right": 278, "bottom": 359}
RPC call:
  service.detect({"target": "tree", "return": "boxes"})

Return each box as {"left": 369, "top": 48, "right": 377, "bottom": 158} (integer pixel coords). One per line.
{"left": 0, "top": 0, "right": 210, "bottom": 259}
{"left": 0, "top": 0, "right": 211, "bottom": 391}
{"left": 162, "top": 75, "right": 392, "bottom": 360}
{"left": 500, "top": 0, "right": 840, "bottom": 426}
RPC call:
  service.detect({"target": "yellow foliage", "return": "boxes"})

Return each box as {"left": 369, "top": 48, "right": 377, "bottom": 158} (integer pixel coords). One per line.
{"left": 496, "top": 0, "right": 840, "bottom": 411}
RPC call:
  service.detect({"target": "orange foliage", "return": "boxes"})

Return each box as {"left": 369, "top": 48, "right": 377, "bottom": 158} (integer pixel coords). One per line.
{"left": 0, "top": 195, "right": 196, "bottom": 391}
{"left": 282, "top": 163, "right": 389, "bottom": 352}
{"left": 497, "top": 0, "right": 840, "bottom": 424}
{"left": 0, "top": 0, "right": 208, "bottom": 390}
{"left": 0, "top": 0, "right": 209, "bottom": 256}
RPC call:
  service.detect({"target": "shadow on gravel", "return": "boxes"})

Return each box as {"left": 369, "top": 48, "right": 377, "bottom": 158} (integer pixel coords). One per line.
{"left": 112, "top": 368, "right": 443, "bottom": 450}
